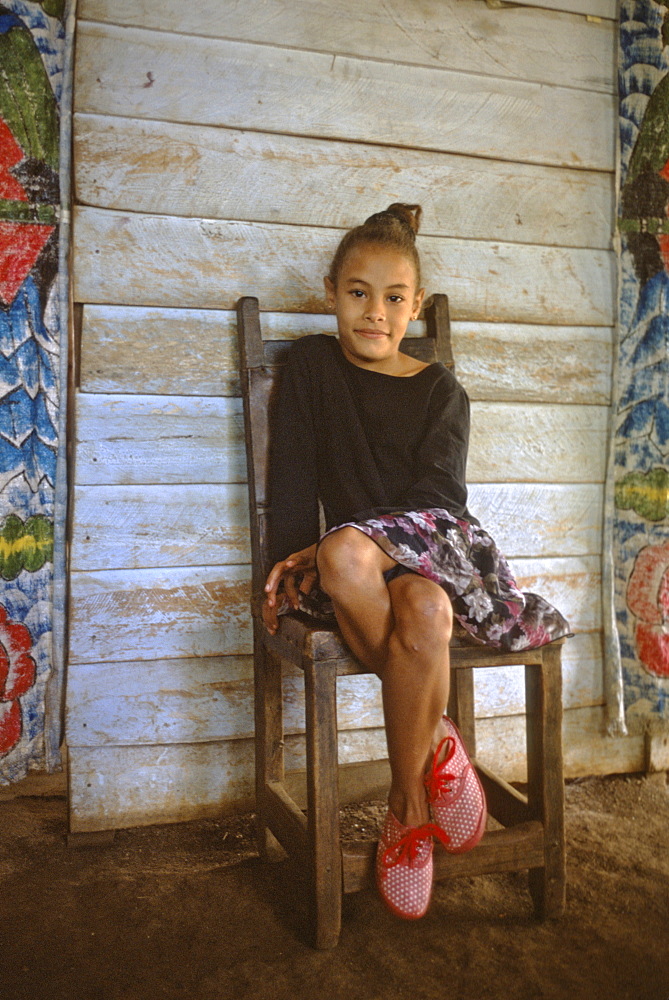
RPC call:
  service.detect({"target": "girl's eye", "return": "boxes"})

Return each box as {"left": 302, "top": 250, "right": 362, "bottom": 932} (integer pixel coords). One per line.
{"left": 388, "top": 295, "right": 404, "bottom": 303}
{"left": 350, "top": 289, "right": 365, "bottom": 298}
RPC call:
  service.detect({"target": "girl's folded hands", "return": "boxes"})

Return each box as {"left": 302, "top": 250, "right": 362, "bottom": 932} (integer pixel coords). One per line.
{"left": 262, "top": 542, "right": 319, "bottom": 634}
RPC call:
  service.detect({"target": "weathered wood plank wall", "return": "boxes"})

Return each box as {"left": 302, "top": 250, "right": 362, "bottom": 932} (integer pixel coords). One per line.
{"left": 68, "top": 0, "right": 621, "bottom": 830}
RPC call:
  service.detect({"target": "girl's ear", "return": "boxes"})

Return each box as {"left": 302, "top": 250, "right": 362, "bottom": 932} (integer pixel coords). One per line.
{"left": 324, "top": 275, "right": 336, "bottom": 309}
{"left": 411, "top": 287, "right": 426, "bottom": 320}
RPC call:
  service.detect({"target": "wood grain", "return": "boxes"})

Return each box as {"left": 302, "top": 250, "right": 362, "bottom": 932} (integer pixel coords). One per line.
{"left": 69, "top": 483, "right": 250, "bottom": 570}
{"left": 73, "top": 392, "right": 608, "bottom": 486}
{"left": 79, "top": 303, "right": 244, "bottom": 396}
{"left": 452, "top": 323, "right": 612, "bottom": 405}
{"left": 66, "top": 704, "right": 642, "bottom": 831}
{"left": 472, "top": 631, "right": 603, "bottom": 720}
{"left": 467, "top": 483, "right": 604, "bottom": 558}
{"left": 67, "top": 555, "right": 598, "bottom": 665}
{"left": 72, "top": 208, "right": 615, "bottom": 326}
{"left": 76, "top": 0, "right": 616, "bottom": 92}
{"left": 65, "top": 631, "right": 602, "bottom": 748}
{"left": 74, "top": 23, "right": 615, "bottom": 171}
{"left": 66, "top": 654, "right": 255, "bottom": 747}
{"left": 68, "top": 565, "right": 252, "bottom": 664}
{"left": 468, "top": 404, "right": 609, "bottom": 485}
{"left": 79, "top": 304, "right": 612, "bottom": 405}
{"left": 73, "top": 114, "right": 614, "bottom": 252}
{"left": 515, "top": 0, "right": 615, "bottom": 17}
{"left": 73, "top": 394, "right": 246, "bottom": 486}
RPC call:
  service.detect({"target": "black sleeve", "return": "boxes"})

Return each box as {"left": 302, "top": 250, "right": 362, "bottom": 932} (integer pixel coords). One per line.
{"left": 403, "top": 376, "right": 473, "bottom": 520}
{"left": 268, "top": 340, "right": 321, "bottom": 564}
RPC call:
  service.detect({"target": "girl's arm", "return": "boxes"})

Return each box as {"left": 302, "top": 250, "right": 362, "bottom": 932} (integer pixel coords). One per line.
{"left": 404, "top": 379, "right": 472, "bottom": 519}
{"left": 269, "top": 339, "right": 321, "bottom": 563}
{"left": 263, "top": 339, "right": 322, "bottom": 633}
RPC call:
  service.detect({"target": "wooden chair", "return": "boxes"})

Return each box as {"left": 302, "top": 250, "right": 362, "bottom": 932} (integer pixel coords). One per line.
{"left": 236, "top": 294, "right": 566, "bottom": 949}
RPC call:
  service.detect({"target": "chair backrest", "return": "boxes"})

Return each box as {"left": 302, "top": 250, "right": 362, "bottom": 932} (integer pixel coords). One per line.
{"left": 236, "top": 294, "right": 454, "bottom": 607}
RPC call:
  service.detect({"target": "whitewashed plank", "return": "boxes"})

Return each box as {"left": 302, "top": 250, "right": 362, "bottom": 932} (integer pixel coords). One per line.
{"left": 79, "top": 305, "right": 244, "bottom": 397}
{"left": 467, "top": 483, "right": 604, "bottom": 558}
{"left": 74, "top": 114, "right": 614, "bottom": 252}
{"left": 453, "top": 323, "right": 612, "bottom": 405}
{"left": 67, "top": 705, "right": 643, "bottom": 831}
{"left": 69, "top": 481, "right": 603, "bottom": 572}
{"left": 68, "top": 565, "right": 251, "bottom": 664}
{"left": 76, "top": 0, "right": 616, "bottom": 92}
{"left": 74, "top": 23, "right": 615, "bottom": 171}
{"left": 299, "top": 703, "right": 642, "bottom": 783}
{"left": 67, "top": 554, "right": 597, "bottom": 666}
{"left": 74, "top": 394, "right": 246, "bottom": 486}
{"left": 66, "top": 655, "right": 254, "bottom": 747}
{"left": 468, "top": 402, "right": 609, "bottom": 484}
{"left": 74, "top": 392, "right": 607, "bottom": 486}
{"left": 64, "top": 631, "right": 603, "bottom": 747}
{"left": 515, "top": 0, "right": 615, "bottom": 17}
{"left": 475, "top": 703, "right": 640, "bottom": 784}
{"left": 65, "top": 659, "right": 384, "bottom": 746}
{"left": 79, "top": 304, "right": 613, "bottom": 405}
{"left": 472, "top": 631, "right": 603, "bottom": 720}
{"left": 73, "top": 208, "right": 615, "bottom": 326}
{"left": 70, "top": 484, "right": 250, "bottom": 570}
{"left": 68, "top": 739, "right": 260, "bottom": 829}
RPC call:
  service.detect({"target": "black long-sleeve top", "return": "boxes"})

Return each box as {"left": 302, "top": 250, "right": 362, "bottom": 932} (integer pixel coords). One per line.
{"left": 270, "top": 334, "right": 476, "bottom": 563}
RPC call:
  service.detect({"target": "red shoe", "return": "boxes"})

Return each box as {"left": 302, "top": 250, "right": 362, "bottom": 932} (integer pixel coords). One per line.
{"left": 424, "top": 717, "right": 487, "bottom": 854}
{"left": 375, "top": 808, "right": 449, "bottom": 919}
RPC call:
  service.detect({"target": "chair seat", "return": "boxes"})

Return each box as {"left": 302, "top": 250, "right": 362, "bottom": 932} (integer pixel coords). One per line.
{"left": 264, "top": 611, "right": 547, "bottom": 675}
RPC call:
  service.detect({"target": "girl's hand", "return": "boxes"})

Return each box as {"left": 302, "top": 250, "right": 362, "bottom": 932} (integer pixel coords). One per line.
{"left": 262, "top": 543, "right": 319, "bottom": 635}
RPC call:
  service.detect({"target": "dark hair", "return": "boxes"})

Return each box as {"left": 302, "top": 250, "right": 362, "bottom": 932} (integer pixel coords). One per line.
{"left": 328, "top": 203, "right": 423, "bottom": 288}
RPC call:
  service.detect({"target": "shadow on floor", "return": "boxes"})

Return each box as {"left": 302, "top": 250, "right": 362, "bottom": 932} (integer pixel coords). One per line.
{"left": 1, "top": 774, "right": 669, "bottom": 1000}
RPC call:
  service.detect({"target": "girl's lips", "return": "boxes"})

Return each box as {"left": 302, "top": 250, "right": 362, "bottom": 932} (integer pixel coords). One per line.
{"left": 355, "top": 328, "right": 388, "bottom": 338}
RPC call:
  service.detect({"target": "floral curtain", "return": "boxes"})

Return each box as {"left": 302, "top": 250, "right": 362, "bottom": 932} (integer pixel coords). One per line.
{"left": 0, "top": 0, "right": 72, "bottom": 782}
{"left": 609, "top": 0, "right": 669, "bottom": 731}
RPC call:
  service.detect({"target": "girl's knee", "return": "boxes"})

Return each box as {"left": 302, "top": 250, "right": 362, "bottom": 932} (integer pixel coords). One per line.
{"left": 317, "top": 527, "right": 379, "bottom": 592}
{"left": 391, "top": 580, "right": 452, "bottom": 650}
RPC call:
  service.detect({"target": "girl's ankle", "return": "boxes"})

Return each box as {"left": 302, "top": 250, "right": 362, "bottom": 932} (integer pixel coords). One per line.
{"left": 388, "top": 789, "right": 430, "bottom": 829}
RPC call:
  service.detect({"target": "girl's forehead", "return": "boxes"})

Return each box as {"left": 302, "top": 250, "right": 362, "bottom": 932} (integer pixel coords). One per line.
{"left": 339, "top": 244, "right": 417, "bottom": 283}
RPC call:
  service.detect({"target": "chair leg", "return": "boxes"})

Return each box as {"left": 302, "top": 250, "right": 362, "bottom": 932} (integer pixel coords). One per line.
{"left": 525, "top": 645, "right": 566, "bottom": 918}
{"left": 448, "top": 666, "right": 476, "bottom": 755}
{"left": 304, "top": 660, "right": 342, "bottom": 950}
{"left": 254, "top": 636, "right": 284, "bottom": 860}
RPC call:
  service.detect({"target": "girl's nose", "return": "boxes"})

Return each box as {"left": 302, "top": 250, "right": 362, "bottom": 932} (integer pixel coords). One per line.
{"left": 364, "top": 298, "right": 385, "bottom": 321}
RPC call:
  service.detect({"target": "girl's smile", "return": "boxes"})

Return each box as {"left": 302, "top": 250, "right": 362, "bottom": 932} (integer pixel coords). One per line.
{"left": 324, "top": 244, "right": 425, "bottom": 375}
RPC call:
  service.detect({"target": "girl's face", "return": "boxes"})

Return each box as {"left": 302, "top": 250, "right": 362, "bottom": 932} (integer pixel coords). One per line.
{"left": 324, "top": 243, "right": 425, "bottom": 373}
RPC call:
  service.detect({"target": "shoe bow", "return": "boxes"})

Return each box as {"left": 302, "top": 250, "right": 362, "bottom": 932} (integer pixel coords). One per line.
{"left": 424, "top": 736, "right": 458, "bottom": 801}
{"left": 381, "top": 822, "right": 450, "bottom": 868}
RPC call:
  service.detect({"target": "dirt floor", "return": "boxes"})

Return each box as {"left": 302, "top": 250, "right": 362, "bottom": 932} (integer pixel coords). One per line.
{"left": 1, "top": 773, "right": 669, "bottom": 1000}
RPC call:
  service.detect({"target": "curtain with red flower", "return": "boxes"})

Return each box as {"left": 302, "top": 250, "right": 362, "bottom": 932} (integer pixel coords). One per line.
{"left": 0, "top": 0, "right": 72, "bottom": 781}
{"left": 609, "top": 1, "right": 669, "bottom": 732}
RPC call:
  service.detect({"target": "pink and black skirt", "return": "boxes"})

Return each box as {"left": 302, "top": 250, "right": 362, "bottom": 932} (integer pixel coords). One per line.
{"left": 295, "top": 508, "right": 570, "bottom": 652}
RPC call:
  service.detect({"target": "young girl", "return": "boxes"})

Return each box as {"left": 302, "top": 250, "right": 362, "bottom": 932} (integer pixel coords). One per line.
{"left": 262, "top": 203, "right": 570, "bottom": 920}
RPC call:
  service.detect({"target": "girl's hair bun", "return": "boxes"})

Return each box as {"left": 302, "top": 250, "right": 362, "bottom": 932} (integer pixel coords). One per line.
{"left": 328, "top": 201, "right": 424, "bottom": 286}
{"left": 363, "top": 203, "right": 422, "bottom": 240}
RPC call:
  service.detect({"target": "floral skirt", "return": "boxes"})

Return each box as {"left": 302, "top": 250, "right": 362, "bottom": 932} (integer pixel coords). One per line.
{"left": 292, "top": 508, "right": 570, "bottom": 652}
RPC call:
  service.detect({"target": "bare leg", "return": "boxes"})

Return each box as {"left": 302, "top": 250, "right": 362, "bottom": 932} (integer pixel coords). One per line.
{"left": 317, "top": 528, "right": 452, "bottom": 828}
{"left": 382, "top": 574, "right": 451, "bottom": 826}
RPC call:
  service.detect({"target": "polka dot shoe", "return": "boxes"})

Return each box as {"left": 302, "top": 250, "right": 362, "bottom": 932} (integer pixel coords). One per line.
{"left": 424, "top": 717, "right": 487, "bottom": 854}
{"left": 375, "top": 808, "right": 449, "bottom": 919}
